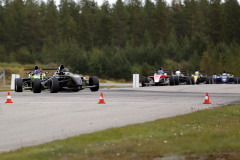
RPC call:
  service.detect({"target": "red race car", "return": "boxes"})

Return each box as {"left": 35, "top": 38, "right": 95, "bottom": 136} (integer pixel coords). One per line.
{"left": 142, "top": 70, "right": 170, "bottom": 87}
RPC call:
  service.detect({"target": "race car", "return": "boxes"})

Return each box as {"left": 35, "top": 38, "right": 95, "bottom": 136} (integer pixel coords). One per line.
{"left": 188, "top": 70, "right": 209, "bottom": 84}
{"left": 142, "top": 69, "right": 169, "bottom": 86}
{"left": 15, "top": 65, "right": 99, "bottom": 93}
{"left": 15, "top": 66, "right": 52, "bottom": 93}
{"left": 212, "top": 72, "right": 239, "bottom": 84}
{"left": 50, "top": 64, "right": 99, "bottom": 92}
{"left": 169, "top": 70, "right": 194, "bottom": 85}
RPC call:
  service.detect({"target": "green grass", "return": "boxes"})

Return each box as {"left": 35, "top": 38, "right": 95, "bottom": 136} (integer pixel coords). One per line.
{"left": 1, "top": 105, "right": 240, "bottom": 160}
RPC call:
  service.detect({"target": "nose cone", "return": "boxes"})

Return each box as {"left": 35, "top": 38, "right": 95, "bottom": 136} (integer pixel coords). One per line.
{"left": 222, "top": 77, "right": 227, "bottom": 83}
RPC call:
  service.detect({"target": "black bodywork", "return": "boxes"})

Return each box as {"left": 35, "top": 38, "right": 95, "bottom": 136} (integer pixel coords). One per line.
{"left": 15, "top": 65, "right": 99, "bottom": 93}
{"left": 51, "top": 65, "right": 99, "bottom": 92}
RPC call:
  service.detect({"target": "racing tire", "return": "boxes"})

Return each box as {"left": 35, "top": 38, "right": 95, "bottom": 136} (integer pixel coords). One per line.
{"left": 196, "top": 77, "right": 200, "bottom": 84}
{"left": 234, "top": 77, "right": 239, "bottom": 84}
{"left": 142, "top": 76, "right": 148, "bottom": 87}
{"left": 191, "top": 77, "right": 195, "bottom": 85}
{"left": 210, "top": 78, "right": 213, "bottom": 84}
{"left": 89, "top": 76, "right": 99, "bottom": 92}
{"left": 186, "top": 76, "right": 192, "bottom": 85}
{"left": 206, "top": 77, "right": 210, "bottom": 84}
{"left": 32, "top": 79, "right": 42, "bottom": 93}
{"left": 169, "top": 76, "right": 175, "bottom": 86}
{"left": 15, "top": 78, "right": 23, "bottom": 92}
{"left": 212, "top": 78, "right": 216, "bottom": 84}
{"left": 49, "top": 78, "right": 59, "bottom": 93}
{"left": 174, "top": 76, "right": 179, "bottom": 85}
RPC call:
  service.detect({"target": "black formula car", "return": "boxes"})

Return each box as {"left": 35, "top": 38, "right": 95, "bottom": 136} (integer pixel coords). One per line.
{"left": 50, "top": 64, "right": 99, "bottom": 92}
{"left": 15, "top": 65, "right": 99, "bottom": 93}
{"left": 169, "top": 70, "right": 194, "bottom": 85}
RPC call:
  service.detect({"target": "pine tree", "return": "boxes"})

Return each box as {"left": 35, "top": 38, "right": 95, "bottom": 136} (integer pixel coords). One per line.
{"left": 143, "top": 0, "right": 156, "bottom": 44}
{"left": 97, "top": 1, "right": 112, "bottom": 46}
{"left": 112, "top": 0, "right": 128, "bottom": 47}
{"left": 44, "top": 0, "right": 60, "bottom": 43}
{"left": 200, "top": 51, "right": 212, "bottom": 73}
{"left": 4, "top": 0, "right": 26, "bottom": 51}
{"left": 208, "top": 0, "right": 224, "bottom": 43}
{"left": 223, "top": 0, "right": 240, "bottom": 44}
{"left": 170, "top": 0, "right": 185, "bottom": 38}
{"left": 0, "top": 1, "right": 5, "bottom": 45}
{"left": 155, "top": 0, "right": 168, "bottom": 41}
{"left": 198, "top": 0, "right": 210, "bottom": 35}
{"left": 126, "top": 0, "right": 143, "bottom": 46}
{"left": 25, "top": 0, "right": 44, "bottom": 53}
{"left": 183, "top": 0, "right": 198, "bottom": 37}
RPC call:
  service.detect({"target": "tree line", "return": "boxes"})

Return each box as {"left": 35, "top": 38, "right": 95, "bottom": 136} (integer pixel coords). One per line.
{"left": 0, "top": 0, "right": 240, "bottom": 80}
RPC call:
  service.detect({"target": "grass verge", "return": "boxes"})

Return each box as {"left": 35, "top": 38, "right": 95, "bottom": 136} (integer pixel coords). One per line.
{"left": 1, "top": 105, "right": 240, "bottom": 160}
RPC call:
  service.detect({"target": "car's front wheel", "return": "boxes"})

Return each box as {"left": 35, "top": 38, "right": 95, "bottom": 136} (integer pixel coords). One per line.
{"left": 49, "top": 78, "right": 59, "bottom": 93}
{"left": 15, "top": 78, "right": 23, "bottom": 92}
{"left": 234, "top": 77, "right": 239, "bottom": 84}
{"left": 174, "top": 76, "right": 179, "bottom": 85}
{"left": 89, "top": 76, "right": 99, "bottom": 92}
{"left": 32, "top": 79, "right": 42, "bottom": 93}
{"left": 169, "top": 76, "right": 175, "bottom": 86}
{"left": 142, "top": 76, "right": 148, "bottom": 87}
{"left": 186, "top": 76, "right": 192, "bottom": 85}
{"left": 206, "top": 77, "right": 211, "bottom": 84}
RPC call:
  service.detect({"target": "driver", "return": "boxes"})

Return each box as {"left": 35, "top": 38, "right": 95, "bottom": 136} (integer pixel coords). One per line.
{"left": 194, "top": 69, "right": 199, "bottom": 76}
{"left": 175, "top": 69, "right": 181, "bottom": 76}
{"left": 62, "top": 68, "right": 69, "bottom": 75}
{"left": 158, "top": 67, "right": 164, "bottom": 75}
{"left": 34, "top": 66, "right": 40, "bottom": 75}
{"left": 62, "top": 68, "right": 69, "bottom": 72}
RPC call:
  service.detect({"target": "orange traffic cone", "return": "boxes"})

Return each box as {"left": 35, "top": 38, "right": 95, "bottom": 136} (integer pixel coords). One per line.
{"left": 5, "top": 92, "right": 13, "bottom": 103}
{"left": 203, "top": 93, "right": 211, "bottom": 104}
{"left": 98, "top": 93, "right": 106, "bottom": 104}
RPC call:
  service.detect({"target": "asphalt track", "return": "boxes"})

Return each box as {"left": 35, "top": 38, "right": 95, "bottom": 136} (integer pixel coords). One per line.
{"left": 0, "top": 84, "right": 240, "bottom": 153}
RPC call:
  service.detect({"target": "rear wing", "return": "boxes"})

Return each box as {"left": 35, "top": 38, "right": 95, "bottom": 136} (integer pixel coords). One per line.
{"left": 186, "top": 70, "right": 208, "bottom": 76}
{"left": 24, "top": 68, "right": 57, "bottom": 71}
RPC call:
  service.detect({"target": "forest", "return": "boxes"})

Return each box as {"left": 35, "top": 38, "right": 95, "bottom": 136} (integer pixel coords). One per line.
{"left": 0, "top": 0, "right": 240, "bottom": 80}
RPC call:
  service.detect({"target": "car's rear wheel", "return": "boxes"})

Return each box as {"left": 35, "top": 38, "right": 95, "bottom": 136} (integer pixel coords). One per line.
{"left": 174, "top": 76, "right": 179, "bottom": 85}
{"left": 49, "top": 78, "right": 59, "bottom": 93}
{"left": 169, "top": 76, "right": 175, "bottom": 86}
{"left": 186, "top": 76, "right": 192, "bottom": 85}
{"left": 89, "top": 76, "right": 99, "bottom": 92}
{"left": 212, "top": 78, "right": 216, "bottom": 84}
{"left": 234, "top": 77, "right": 239, "bottom": 84}
{"left": 15, "top": 78, "right": 23, "bottom": 92}
{"left": 32, "top": 79, "right": 41, "bottom": 93}
{"left": 206, "top": 77, "right": 210, "bottom": 84}
{"left": 210, "top": 78, "right": 213, "bottom": 84}
{"left": 142, "top": 76, "right": 148, "bottom": 87}
{"left": 191, "top": 77, "right": 195, "bottom": 85}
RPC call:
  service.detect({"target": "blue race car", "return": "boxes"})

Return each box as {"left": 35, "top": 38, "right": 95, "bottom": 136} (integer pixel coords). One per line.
{"left": 213, "top": 72, "right": 238, "bottom": 84}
